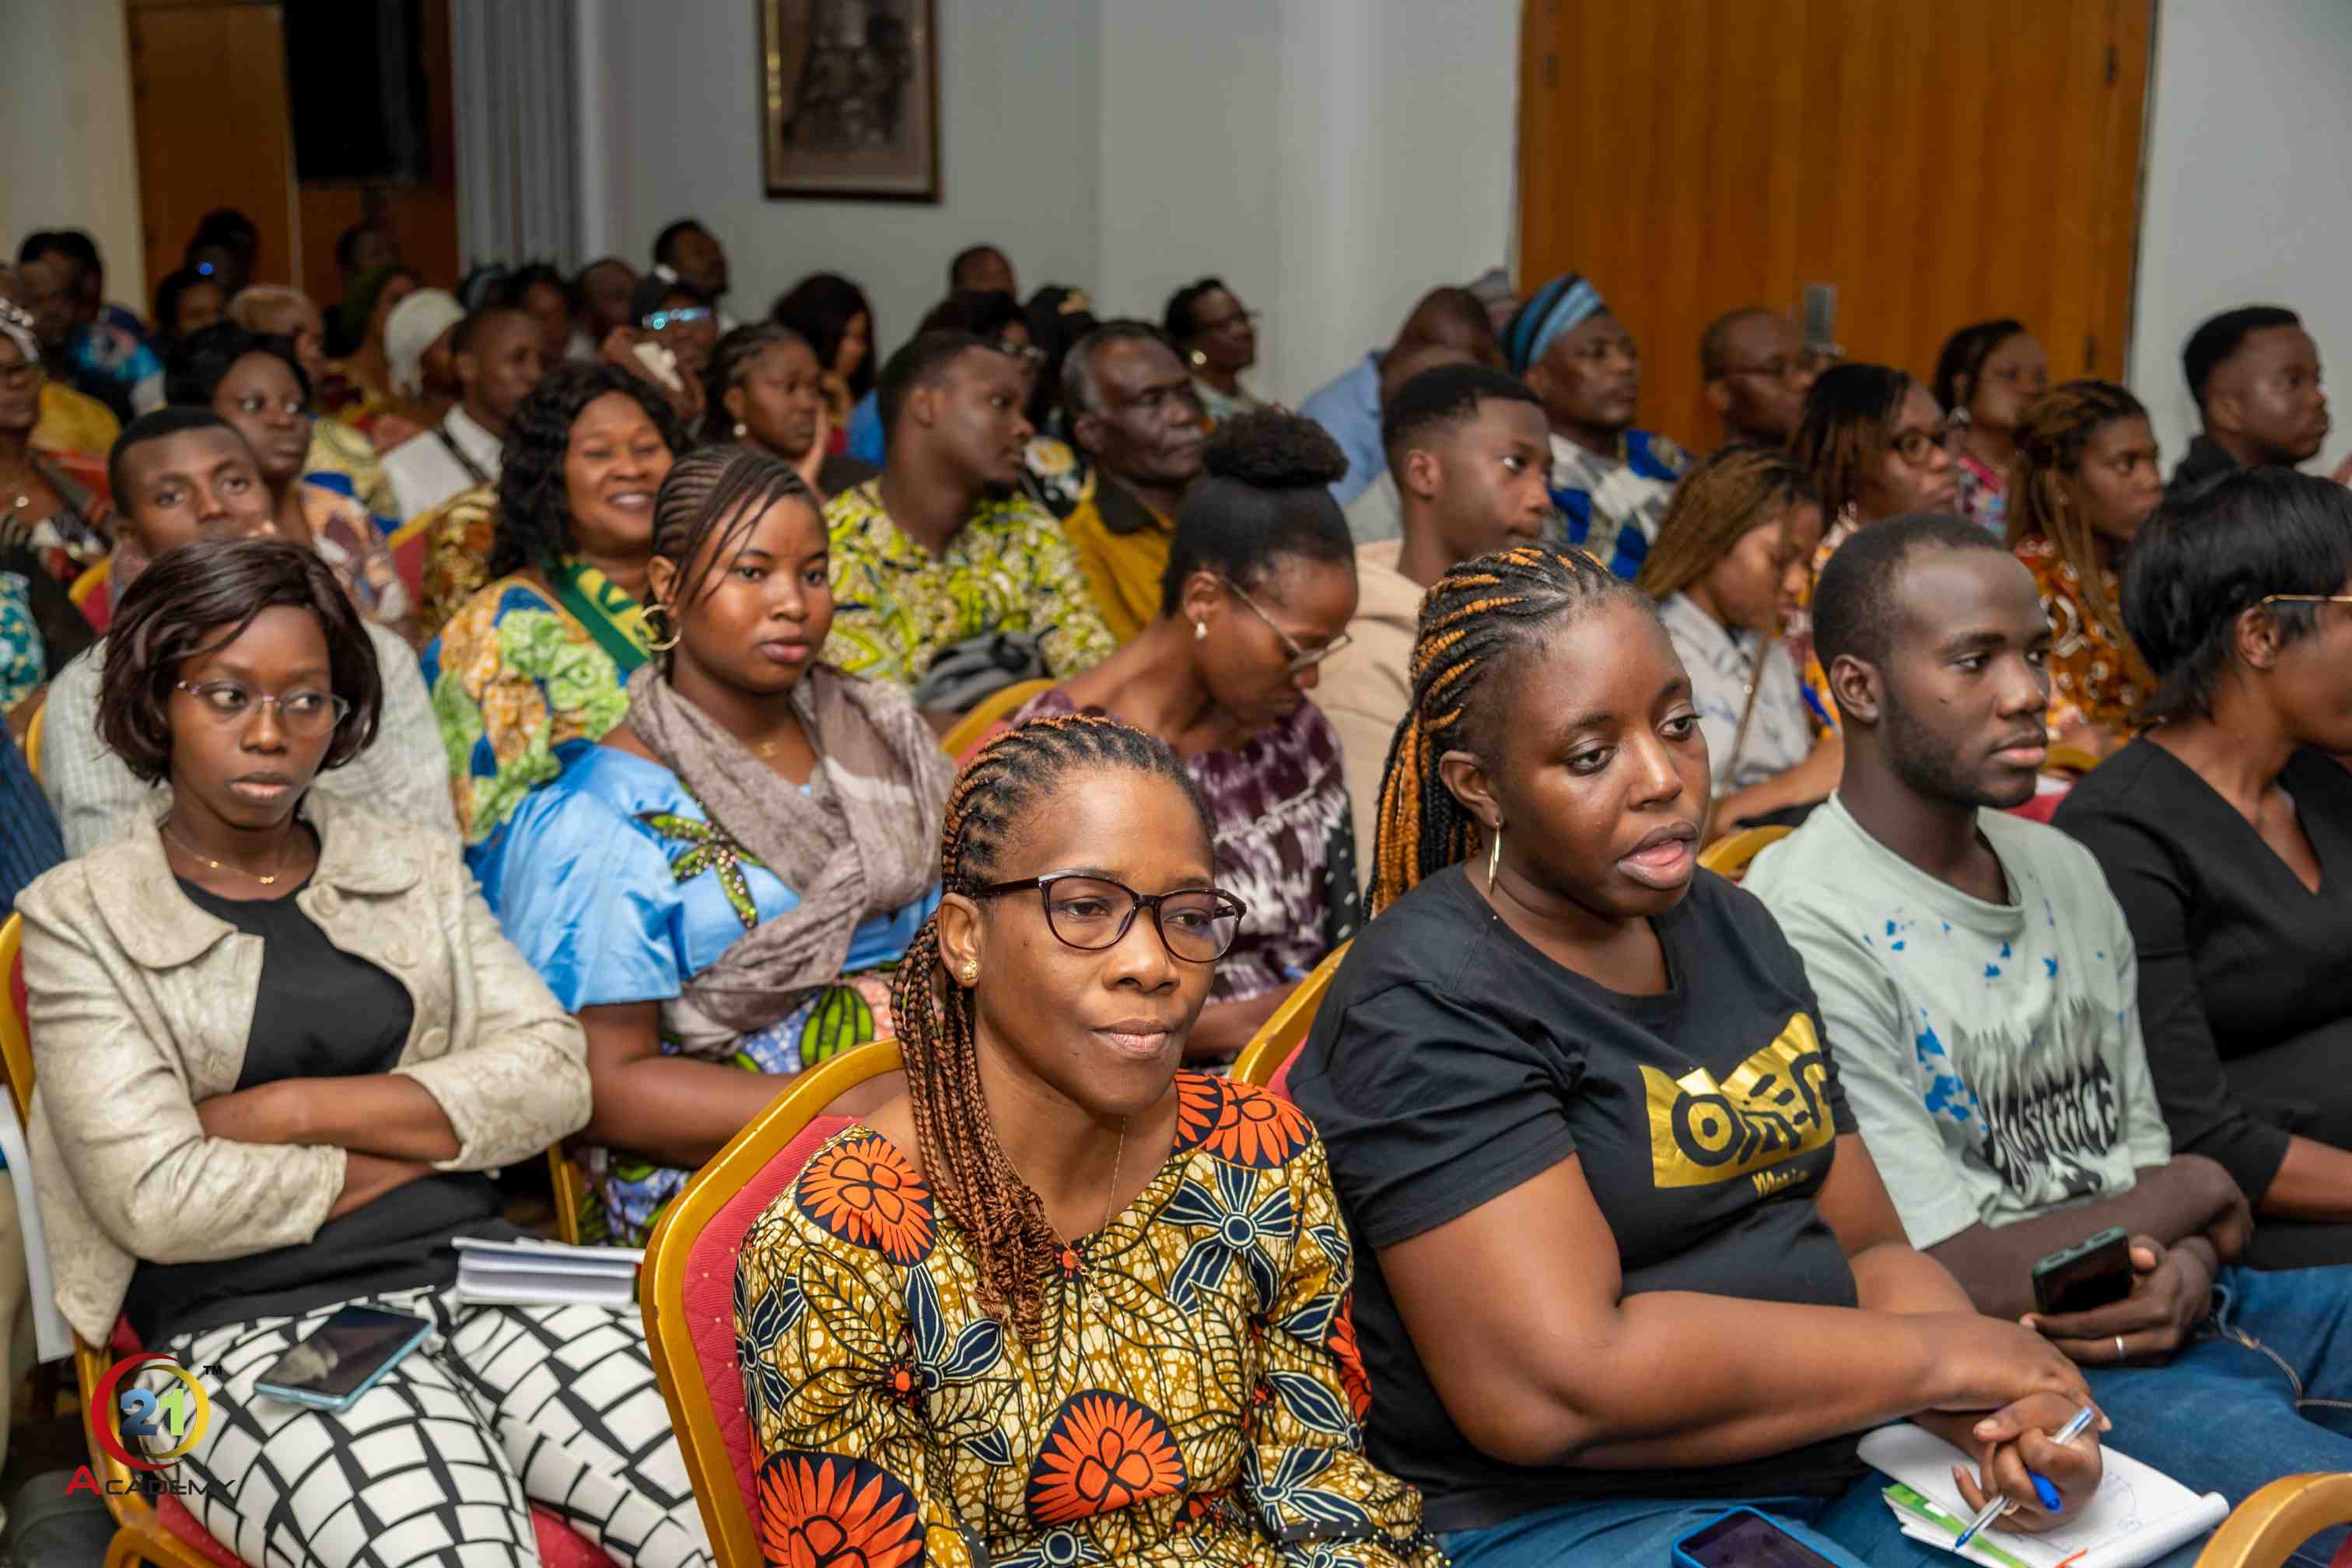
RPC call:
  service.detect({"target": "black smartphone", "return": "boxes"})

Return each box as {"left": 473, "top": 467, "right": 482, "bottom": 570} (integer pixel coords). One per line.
{"left": 253, "top": 1305, "right": 434, "bottom": 1412}
{"left": 2031, "top": 1224, "right": 2133, "bottom": 1316}
{"left": 1673, "top": 1508, "right": 1843, "bottom": 1568}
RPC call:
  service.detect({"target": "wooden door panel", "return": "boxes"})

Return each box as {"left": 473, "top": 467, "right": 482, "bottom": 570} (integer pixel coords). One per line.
{"left": 1517, "top": 0, "right": 2154, "bottom": 453}
{"left": 127, "top": 5, "right": 296, "bottom": 299}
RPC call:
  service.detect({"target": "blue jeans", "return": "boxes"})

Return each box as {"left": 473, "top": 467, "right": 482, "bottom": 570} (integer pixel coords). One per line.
{"left": 2079, "top": 1263, "right": 2352, "bottom": 1568}
{"left": 1439, "top": 1487, "right": 2208, "bottom": 1568}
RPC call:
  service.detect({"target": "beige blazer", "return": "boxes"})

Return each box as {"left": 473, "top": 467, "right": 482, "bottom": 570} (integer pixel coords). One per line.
{"left": 16, "top": 793, "right": 590, "bottom": 1345}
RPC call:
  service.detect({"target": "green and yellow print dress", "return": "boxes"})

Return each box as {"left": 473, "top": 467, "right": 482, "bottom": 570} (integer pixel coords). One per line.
{"left": 492, "top": 744, "right": 938, "bottom": 1245}
{"left": 734, "top": 1073, "right": 1447, "bottom": 1567}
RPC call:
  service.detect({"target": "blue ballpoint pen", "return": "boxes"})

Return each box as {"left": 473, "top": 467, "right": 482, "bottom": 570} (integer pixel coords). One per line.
{"left": 1952, "top": 1405, "right": 2100, "bottom": 1552}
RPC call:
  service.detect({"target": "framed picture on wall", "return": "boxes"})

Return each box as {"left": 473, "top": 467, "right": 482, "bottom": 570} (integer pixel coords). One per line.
{"left": 759, "top": 0, "right": 940, "bottom": 202}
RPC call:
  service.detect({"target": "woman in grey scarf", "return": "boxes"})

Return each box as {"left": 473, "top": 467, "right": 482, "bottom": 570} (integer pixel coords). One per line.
{"left": 491, "top": 444, "right": 953, "bottom": 1243}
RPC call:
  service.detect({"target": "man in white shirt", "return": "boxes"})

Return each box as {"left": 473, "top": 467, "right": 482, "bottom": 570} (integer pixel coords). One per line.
{"left": 380, "top": 306, "right": 544, "bottom": 523}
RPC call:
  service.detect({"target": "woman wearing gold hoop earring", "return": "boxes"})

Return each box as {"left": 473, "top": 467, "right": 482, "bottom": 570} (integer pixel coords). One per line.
{"left": 1165, "top": 275, "right": 1270, "bottom": 426}
{"left": 489, "top": 443, "right": 950, "bottom": 1245}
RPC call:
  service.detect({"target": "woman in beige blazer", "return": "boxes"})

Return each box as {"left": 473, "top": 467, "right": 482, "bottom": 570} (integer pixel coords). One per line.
{"left": 16, "top": 537, "right": 712, "bottom": 1568}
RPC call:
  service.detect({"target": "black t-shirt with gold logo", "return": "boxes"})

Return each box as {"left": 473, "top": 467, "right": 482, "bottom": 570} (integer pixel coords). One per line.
{"left": 1290, "top": 863, "right": 1862, "bottom": 1534}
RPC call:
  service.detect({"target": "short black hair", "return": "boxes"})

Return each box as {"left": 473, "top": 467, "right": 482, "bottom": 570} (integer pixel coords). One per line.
{"left": 15, "top": 231, "right": 84, "bottom": 274}
{"left": 652, "top": 219, "right": 705, "bottom": 267}
{"left": 1811, "top": 511, "right": 2007, "bottom": 674}
{"left": 1380, "top": 363, "right": 1542, "bottom": 466}
{"left": 490, "top": 362, "right": 684, "bottom": 579}
{"left": 2124, "top": 466, "right": 2352, "bottom": 720}
{"left": 2182, "top": 305, "right": 2303, "bottom": 413}
{"left": 108, "top": 408, "right": 242, "bottom": 502}
{"left": 1698, "top": 306, "right": 1782, "bottom": 380}
{"left": 152, "top": 267, "right": 218, "bottom": 338}
{"left": 166, "top": 320, "right": 310, "bottom": 409}
{"left": 502, "top": 261, "right": 571, "bottom": 311}
{"left": 877, "top": 329, "right": 989, "bottom": 439}
{"left": 99, "top": 535, "right": 383, "bottom": 785}
{"left": 948, "top": 245, "right": 1007, "bottom": 289}
{"left": 191, "top": 208, "right": 259, "bottom": 251}
{"left": 917, "top": 289, "right": 1024, "bottom": 342}
{"left": 1163, "top": 278, "right": 1230, "bottom": 344}
{"left": 771, "top": 272, "right": 877, "bottom": 399}
{"left": 1930, "top": 317, "right": 2029, "bottom": 415}
{"left": 1160, "top": 411, "right": 1353, "bottom": 617}
{"left": 451, "top": 304, "right": 533, "bottom": 358}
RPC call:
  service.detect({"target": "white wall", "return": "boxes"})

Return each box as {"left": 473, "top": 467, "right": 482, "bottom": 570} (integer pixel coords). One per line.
{"left": 590, "top": 0, "right": 1103, "bottom": 359}
{"left": 585, "top": 0, "right": 1519, "bottom": 406}
{"left": 2129, "top": 0, "right": 2352, "bottom": 472}
{"left": 0, "top": 0, "right": 145, "bottom": 305}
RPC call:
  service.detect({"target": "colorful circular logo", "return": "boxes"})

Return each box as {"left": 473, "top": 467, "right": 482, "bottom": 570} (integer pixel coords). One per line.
{"left": 91, "top": 1353, "right": 210, "bottom": 1471}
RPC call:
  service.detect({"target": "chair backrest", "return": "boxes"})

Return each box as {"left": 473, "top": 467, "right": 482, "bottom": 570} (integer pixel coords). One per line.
{"left": 2043, "top": 741, "right": 2102, "bottom": 776}
{"left": 387, "top": 513, "right": 432, "bottom": 607}
{"left": 640, "top": 1040, "right": 907, "bottom": 1566}
{"left": 1699, "top": 824, "right": 1793, "bottom": 882}
{"left": 940, "top": 677, "right": 1055, "bottom": 758}
{"left": 1231, "top": 940, "right": 1350, "bottom": 1091}
{"left": 22, "top": 698, "right": 44, "bottom": 782}
{"left": 1, "top": 912, "right": 30, "bottom": 1126}
{"left": 2194, "top": 1472, "right": 2352, "bottom": 1568}
{"left": 70, "top": 555, "right": 113, "bottom": 632}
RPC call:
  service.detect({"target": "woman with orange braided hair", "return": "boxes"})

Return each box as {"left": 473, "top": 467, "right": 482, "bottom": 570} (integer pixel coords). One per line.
{"left": 1293, "top": 545, "right": 2112, "bottom": 1568}
{"left": 733, "top": 712, "right": 1444, "bottom": 1568}
{"left": 2006, "top": 380, "right": 2165, "bottom": 758}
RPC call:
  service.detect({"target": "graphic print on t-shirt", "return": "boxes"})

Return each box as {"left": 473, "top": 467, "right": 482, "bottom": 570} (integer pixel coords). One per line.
{"left": 1641, "top": 1011, "right": 1834, "bottom": 1192}
{"left": 1913, "top": 989, "right": 2121, "bottom": 1210}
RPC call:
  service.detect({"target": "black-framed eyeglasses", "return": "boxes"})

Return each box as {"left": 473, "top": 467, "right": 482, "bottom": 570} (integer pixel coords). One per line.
{"left": 1223, "top": 577, "right": 1351, "bottom": 674}
{"left": 969, "top": 873, "right": 1247, "bottom": 963}
{"left": 1889, "top": 422, "right": 1952, "bottom": 467}
{"left": 2259, "top": 593, "right": 2352, "bottom": 609}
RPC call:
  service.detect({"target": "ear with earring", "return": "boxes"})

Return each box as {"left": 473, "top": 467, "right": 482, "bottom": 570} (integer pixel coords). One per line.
{"left": 733, "top": 421, "right": 747, "bottom": 439}
{"left": 959, "top": 961, "right": 978, "bottom": 985}
{"left": 1194, "top": 620, "right": 1207, "bottom": 641}
{"left": 646, "top": 600, "right": 681, "bottom": 653}
{"left": 1189, "top": 348, "right": 1207, "bottom": 369}
{"left": 1486, "top": 821, "right": 1503, "bottom": 888}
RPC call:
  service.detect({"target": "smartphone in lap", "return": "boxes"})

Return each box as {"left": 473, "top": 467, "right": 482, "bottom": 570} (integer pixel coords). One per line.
{"left": 1673, "top": 1508, "right": 1846, "bottom": 1568}
{"left": 253, "top": 1305, "right": 435, "bottom": 1412}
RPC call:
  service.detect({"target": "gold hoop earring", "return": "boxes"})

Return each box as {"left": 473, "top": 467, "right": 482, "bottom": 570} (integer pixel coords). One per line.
{"left": 646, "top": 603, "right": 682, "bottom": 653}
{"left": 1486, "top": 823, "right": 1503, "bottom": 887}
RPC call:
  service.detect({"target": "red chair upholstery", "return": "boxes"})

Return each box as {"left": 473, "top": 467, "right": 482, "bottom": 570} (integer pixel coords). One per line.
{"left": 387, "top": 514, "right": 432, "bottom": 610}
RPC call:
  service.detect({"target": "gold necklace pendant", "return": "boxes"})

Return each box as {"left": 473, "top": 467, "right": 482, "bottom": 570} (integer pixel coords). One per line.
{"left": 166, "top": 823, "right": 292, "bottom": 887}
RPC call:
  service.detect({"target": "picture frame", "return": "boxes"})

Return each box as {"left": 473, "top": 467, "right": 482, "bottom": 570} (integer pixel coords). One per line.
{"left": 759, "top": 0, "right": 940, "bottom": 203}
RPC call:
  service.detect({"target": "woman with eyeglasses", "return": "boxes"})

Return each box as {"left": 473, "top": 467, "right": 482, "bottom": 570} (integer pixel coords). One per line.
{"left": 1165, "top": 275, "right": 1269, "bottom": 426}
{"left": 1785, "top": 364, "right": 1962, "bottom": 737}
{"left": 166, "top": 321, "right": 415, "bottom": 642}
{"left": 2056, "top": 467, "right": 2352, "bottom": 1269}
{"left": 1001, "top": 411, "right": 1360, "bottom": 1062}
{"left": 489, "top": 445, "right": 950, "bottom": 1245}
{"left": 621, "top": 275, "right": 717, "bottom": 427}
{"left": 1931, "top": 319, "right": 2050, "bottom": 538}
{"left": 734, "top": 710, "right": 1444, "bottom": 1567}
{"left": 15, "top": 536, "right": 713, "bottom": 1568}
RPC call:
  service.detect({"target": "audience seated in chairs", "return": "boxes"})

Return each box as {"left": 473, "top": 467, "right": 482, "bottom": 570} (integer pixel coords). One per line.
{"left": 698, "top": 321, "right": 874, "bottom": 499}
{"left": 1299, "top": 285, "right": 1506, "bottom": 508}
{"left": 733, "top": 712, "right": 1444, "bottom": 1566}
{"left": 43, "top": 410, "right": 453, "bottom": 853}
{"left": 1743, "top": 513, "right": 2352, "bottom": 1557}
{"left": 166, "top": 321, "right": 415, "bottom": 641}
{"left": 421, "top": 363, "right": 681, "bottom": 860}
{"left": 1290, "top": 542, "right": 2109, "bottom": 1568}
{"left": 1164, "top": 275, "right": 1271, "bottom": 425}
{"left": 1502, "top": 271, "right": 1689, "bottom": 578}
{"left": 1006, "top": 411, "right": 1362, "bottom": 1062}
{"left": 330, "top": 263, "right": 422, "bottom": 439}
{"left": 2055, "top": 469, "right": 2352, "bottom": 1269}
{"left": 16, "top": 536, "right": 711, "bottom": 1568}
{"left": 381, "top": 305, "right": 544, "bottom": 525}
{"left": 492, "top": 446, "right": 950, "bottom": 1245}
{"left": 1636, "top": 441, "right": 1836, "bottom": 837}
{"left": 1056, "top": 320, "right": 1209, "bottom": 642}
{"left": 0, "top": 299, "right": 114, "bottom": 587}
{"left": 820, "top": 330, "right": 1114, "bottom": 714}
{"left": 2006, "top": 380, "right": 2165, "bottom": 760}
{"left": 1699, "top": 306, "right": 1816, "bottom": 448}
{"left": 1318, "top": 362, "right": 1553, "bottom": 866}
{"left": 1339, "top": 338, "right": 1487, "bottom": 546}
{"left": 2168, "top": 306, "right": 2344, "bottom": 500}
{"left": 768, "top": 270, "right": 873, "bottom": 433}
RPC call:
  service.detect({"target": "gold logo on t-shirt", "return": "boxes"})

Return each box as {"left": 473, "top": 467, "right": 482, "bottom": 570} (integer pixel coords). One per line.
{"left": 1640, "top": 1014, "right": 1835, "bottom": 1189}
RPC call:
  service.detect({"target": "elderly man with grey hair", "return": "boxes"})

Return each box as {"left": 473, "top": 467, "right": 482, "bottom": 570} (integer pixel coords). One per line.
{"left": 1055, "top": 320, "right": 1209, "bottom": 642}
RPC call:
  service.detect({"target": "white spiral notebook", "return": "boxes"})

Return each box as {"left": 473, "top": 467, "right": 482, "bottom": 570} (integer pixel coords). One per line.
{"left": 1860, "top": 1422, "right": 2229, "bottom": 1568}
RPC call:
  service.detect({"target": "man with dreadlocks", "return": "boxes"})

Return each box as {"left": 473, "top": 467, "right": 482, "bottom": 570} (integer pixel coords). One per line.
{"left": 733, "top": 712, "right": 1444, "bottom": 1568}
{"left": 1291, "top": 544, "right": 2111, "bottom": 1568}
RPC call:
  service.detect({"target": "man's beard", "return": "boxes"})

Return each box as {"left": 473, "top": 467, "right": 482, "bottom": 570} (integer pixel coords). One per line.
{"left": 1884, "top": 698, "right": 2035, "bottom": 811}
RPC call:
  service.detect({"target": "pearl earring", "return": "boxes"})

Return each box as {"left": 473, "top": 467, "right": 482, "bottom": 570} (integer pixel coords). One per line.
{"left": 733, "top": 421, "right": 747, "bottom": 439}
{"left": 960, "top": 961, "right": 978, "bottom": 985}
{"left": 1194, "top": 621, "right": 1208, "bottom": 641}
{"left": 1189, "top": 348, "right": 1207, "bottom": 369}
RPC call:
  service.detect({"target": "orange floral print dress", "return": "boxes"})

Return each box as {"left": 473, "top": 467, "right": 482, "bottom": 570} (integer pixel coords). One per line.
{"left": 2014, "top": 533, "right": 2150, "bottom": 739}
{"left": 733, "top": 1073, "right": 1446, "bottom": 1568}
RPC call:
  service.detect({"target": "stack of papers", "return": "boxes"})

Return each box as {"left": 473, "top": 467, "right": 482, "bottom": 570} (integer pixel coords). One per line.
{"left": 1861, "top": 1423, "right": 2229, "bottom": 1568}
{"left": 453, "top": 1237, "right": 644, "bottom": 1308}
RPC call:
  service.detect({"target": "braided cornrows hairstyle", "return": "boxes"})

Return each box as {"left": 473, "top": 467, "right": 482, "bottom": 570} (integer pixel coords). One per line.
{"left": 1369, "top": 544, "right": 1648, "bottom": 914}
{"left": 699, "top": 322, "right": 816, "bottom": 445}
{"left": 644, "top": 445, "right": 817, "bottom": 665}
{"left": 890, "top": 713, "right": 1213, "bottom": 1342}
{"left": 1635, "top": 441, "right": 1821, "bottom": 603}
{"left": 2007, "top": 380, "right": 2155, "bottom": 686}
{"left": 1790, "top": 363, "right": 1913, "bottom": 527}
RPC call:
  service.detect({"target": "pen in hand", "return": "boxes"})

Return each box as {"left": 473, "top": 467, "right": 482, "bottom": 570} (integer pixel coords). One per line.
{"left": 1953, "top": 1405, "right": 2100, "bottom": 1551}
